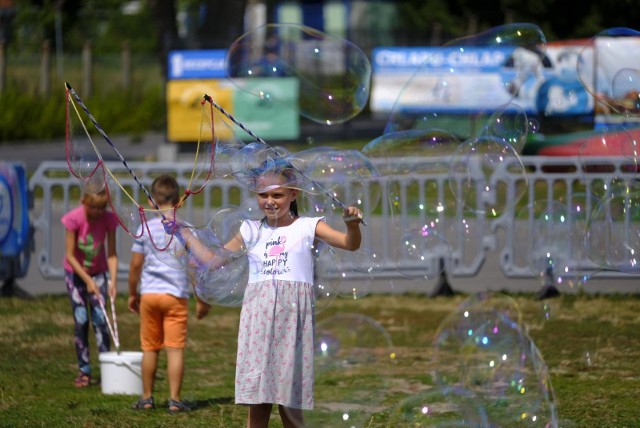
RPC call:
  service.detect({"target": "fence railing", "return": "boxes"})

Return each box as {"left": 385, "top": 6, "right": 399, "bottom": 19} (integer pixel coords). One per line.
{"left": 29, "top": 157, "right": 640, "bottom": 293}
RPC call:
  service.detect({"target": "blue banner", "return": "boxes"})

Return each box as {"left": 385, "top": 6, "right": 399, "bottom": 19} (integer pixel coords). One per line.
{"left": 372, "top": 47, "right": 513, "bottom": 73}
{"left": 370, "top": 45, "right": 593, "bottom": 116}
{"left": 168, "top": 50, "right": 228, "bottom": 80}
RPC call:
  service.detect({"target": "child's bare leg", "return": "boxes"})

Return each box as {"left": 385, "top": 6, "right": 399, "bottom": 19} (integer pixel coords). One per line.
{"left": 166, "top": 347, "right": 184, "bottom": 402}
{"left": 279, "top": 405, "right": 304, "bottom": 428}
{"left": 248, "top": 403, "right": 272, "bottom": 428}
{"left": 141, "top": 350, "right": 158, "bottom": 399}
{"left": 195, "top": 296, "right": 211, "bottom": 320}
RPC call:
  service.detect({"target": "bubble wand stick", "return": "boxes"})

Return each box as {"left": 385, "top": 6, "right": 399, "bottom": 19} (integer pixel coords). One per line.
{"left": 66, "top": 82, "right": 195, "bottom": 348}
{"left": 65, "top": 82, "right": 163, "bottom": 213}
{"left": 203, "top": 94, "right": 367, "bottom": 225}
{"left": 65, "top": 82, "right": 198, "bottom": 251}
{"left": 98, "top": 294, "right": 120, "bottom": 353}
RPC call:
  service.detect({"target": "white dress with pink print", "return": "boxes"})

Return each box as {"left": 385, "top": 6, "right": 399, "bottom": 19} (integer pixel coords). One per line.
{"left": 235, "top": 216, "right": 323, "bottom": 410}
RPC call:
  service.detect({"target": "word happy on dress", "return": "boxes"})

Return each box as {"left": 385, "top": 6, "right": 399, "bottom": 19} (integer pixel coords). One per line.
{"left": 262, "top": 235, "right": 291, "bottom": 276}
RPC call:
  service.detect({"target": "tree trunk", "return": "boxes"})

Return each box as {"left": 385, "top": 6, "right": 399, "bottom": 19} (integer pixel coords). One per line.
{"left": 195, "top": 0, "right": 247, "bottom": 49}
{"left": 147, "top": 0, "right": 247, "bottom": 78}
{"left": 147, "top": 0, "right": 181, "bottom": 79}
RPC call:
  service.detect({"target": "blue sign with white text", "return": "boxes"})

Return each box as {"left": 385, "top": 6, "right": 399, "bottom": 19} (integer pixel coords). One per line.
{"left": 372, "top": 47, "right": 514, "bottom": 73}
{"left": 370, "top": 45, "right": 592, "bottom": 116}
{"left": 168, "top": 50, "right": 228, "bottom": 80}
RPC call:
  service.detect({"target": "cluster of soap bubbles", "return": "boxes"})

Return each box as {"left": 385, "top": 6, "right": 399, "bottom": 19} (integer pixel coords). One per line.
{"left": 360, "top": 24, "right": 545, "bottom": 284}
{"left": 186, "top": 22, "right": 640, "bottom": 426}
{"left": 390, "top": 292, "right": 557, "bottom": 426}
{"left": 504, "top": 27, "right": 640, "bottom": 289}
{"left": 66, "top": 21, "right": 640, "bottom": 426}
{"left": 153, "top": 23, "right": 563, "bottom": 426}
{"left": 572, "top": 28, "right": 640, "bottom": 278}
{"left": 174, "top": 107, "right": 384, "bottom": 307}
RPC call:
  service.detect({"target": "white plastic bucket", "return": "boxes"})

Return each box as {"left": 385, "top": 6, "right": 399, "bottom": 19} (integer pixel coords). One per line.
{"left": 98, "top": 351, "right": 143, "bottom": 395}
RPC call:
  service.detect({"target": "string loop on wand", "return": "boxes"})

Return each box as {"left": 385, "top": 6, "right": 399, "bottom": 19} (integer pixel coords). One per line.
{"left": 65, "top": 82, "right": 192, "bottom": 246}
{"left": 65, "top": 82, "right": 162, "bottom": 212}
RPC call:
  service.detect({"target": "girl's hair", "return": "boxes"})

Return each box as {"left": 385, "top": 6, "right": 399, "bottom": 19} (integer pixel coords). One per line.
{"left": 81, "top": 190, "right": 108, "bottom": 204}
{"left": 151, "top": 175, "right": 180, "bottom": 205}
{"left": 290, "top": 198, "right": 299, "bottom": 216}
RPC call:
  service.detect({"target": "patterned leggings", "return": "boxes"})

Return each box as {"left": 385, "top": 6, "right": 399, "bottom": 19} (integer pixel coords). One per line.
{"left": 64, "top": 271, "right": 111, "bottom": 375}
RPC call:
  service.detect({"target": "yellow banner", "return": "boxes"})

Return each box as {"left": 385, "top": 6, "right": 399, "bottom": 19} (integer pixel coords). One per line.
{"left": 167, "top": 80, "right": 235, "bottom": 142}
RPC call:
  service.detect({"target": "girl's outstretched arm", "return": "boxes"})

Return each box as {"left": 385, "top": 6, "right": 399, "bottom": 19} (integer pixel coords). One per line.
{"left": 164, "top": 221, "right": 244, "bottom": 269}
{"left": 315, "top": 206, "right": 363, "bottom": 251}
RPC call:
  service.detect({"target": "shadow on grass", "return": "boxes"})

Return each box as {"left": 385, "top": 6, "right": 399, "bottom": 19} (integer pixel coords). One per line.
{"left": 189, "top": 396, "right": 235, "bottom": 410}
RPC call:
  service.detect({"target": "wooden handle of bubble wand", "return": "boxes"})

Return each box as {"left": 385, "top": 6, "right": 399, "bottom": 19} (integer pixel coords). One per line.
{"left": 98, "top": 294, "right": 120, "bottom": 353}
{"left": 202, "top": 94, "right": 367, "bottom": 226}
{"left": 109, "top": 295, "right": 120, "bottom": 353}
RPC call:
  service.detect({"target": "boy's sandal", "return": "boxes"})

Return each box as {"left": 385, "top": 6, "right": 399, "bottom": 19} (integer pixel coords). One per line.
{"left": 167, "top": 399, "right": 191, "bottom": 414}
{"left": 74, "top": 372, "right": 91, "bottom": 388}
{"left": 131, "top": 396, "right": 155, "bottom": 410}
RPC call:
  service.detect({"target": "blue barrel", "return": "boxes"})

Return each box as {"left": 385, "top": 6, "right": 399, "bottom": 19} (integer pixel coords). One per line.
{"left": 0, "top": 162, "right": 33, "bottom": 283}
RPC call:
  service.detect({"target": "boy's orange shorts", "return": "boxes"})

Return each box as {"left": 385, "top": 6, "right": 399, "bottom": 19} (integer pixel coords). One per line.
{"left": 139, "top": 293, "right": 188, "bottom": 351}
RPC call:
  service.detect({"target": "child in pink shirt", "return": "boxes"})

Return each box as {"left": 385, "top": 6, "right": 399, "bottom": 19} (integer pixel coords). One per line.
{"left": 61, "top": 190, "right": 119, "bottom": 387}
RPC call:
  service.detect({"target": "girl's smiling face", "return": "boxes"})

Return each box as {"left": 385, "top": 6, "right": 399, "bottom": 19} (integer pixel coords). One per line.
{"left": 256, "top": 173, "right": 297, "bottom": 225}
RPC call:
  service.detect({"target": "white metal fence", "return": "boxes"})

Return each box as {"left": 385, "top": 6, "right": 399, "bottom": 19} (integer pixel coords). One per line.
{"left": 29, "top": 157, "right": 640, "bottom": 292}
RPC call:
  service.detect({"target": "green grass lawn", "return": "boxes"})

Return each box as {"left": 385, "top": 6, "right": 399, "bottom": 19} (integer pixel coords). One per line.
{"left": 1, "top": 292, "right": 640, "bottom": 427}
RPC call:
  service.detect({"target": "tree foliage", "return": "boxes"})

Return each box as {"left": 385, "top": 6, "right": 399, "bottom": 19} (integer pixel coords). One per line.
{"left": 392, "top": 0, "right": 638, "bottom": 43}
{"left": 3, "top": 0, "right": 638, "bottom": 72}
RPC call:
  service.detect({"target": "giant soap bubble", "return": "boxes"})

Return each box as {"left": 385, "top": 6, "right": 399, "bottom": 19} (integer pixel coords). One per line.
{"left": 586, "top": 181, "right": 640, "bottom": 273}
{"left": 294, "top": 313, "right": 395, "bottom": 427}
{"left": 362, "top": 129, "right": 459, "bottom": 280}
{"left": 292, "top": 147, "right": 382, "bottom": 219}
{"left": 387, "top": 386, "right": 490, "bottom": 427}
{"left": 450, "top": 133, "right": 527, "bottom": 218}
{"left": 432, "top": 292, "right": 558, "bottom": 427}
{"left": 182, "top": 206, "right": 255, "bottom": 307}
{"left": 226, "top": 23, "right": 372, "bottom": 125}
{"left": 385, "top": 23, "right": 547, "bottom": 136}
{"left": 526, "top": 200, "right": 574, "bottom": 287}
{"left": 374, "top": 24, "right": 537, "bottom": 232}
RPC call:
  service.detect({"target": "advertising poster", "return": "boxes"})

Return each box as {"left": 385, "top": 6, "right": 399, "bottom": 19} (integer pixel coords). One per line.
{"left": 370, "top": 44, "right": 593, "bottom": 118}
{"left": 167, "top": 50, "right": 300, "bottom": 142}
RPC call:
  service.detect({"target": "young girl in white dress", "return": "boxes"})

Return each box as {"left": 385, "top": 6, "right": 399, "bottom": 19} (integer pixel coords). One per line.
{"left": 173, "top": 160, "right": 363, "bottom": 427}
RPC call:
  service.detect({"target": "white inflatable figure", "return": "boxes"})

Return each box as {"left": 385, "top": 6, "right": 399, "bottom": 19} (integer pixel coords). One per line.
{"left": 544, "top": 85, "right": 578, "bottom": 114}
{"left": 505, "top": 47, "right": 547, "bottom": 100}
